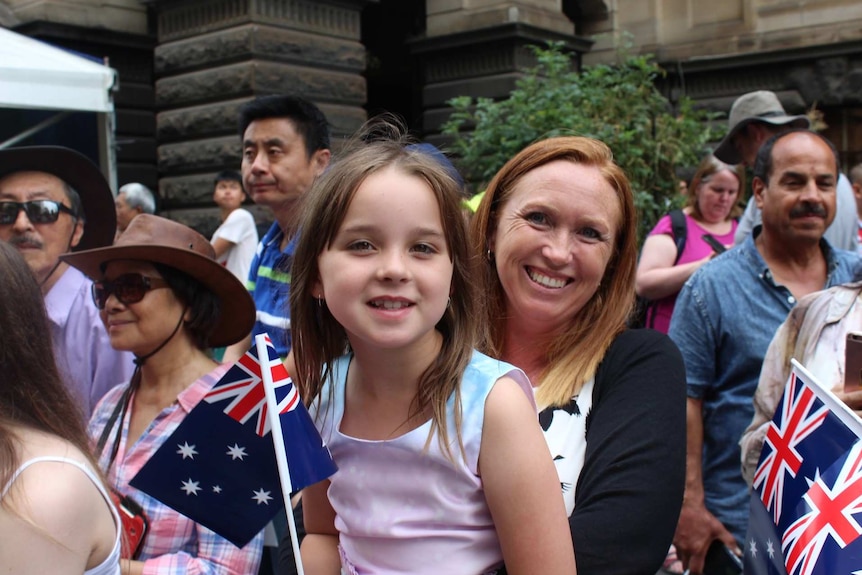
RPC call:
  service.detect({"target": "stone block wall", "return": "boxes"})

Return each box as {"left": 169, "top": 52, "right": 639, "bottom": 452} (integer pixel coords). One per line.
{"left": 415, "top": 1, "right": 590, "bottom": 146}
{"left": 149, "top": 0, "right": 369, "bottom": 235}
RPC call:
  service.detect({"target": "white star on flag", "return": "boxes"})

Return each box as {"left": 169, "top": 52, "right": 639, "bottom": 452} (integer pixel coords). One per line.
{"left": 226, "top": 443, "right": 247, "bottom": 461}
{"left": 252, "top": 488, "right": 272, "bottom": 505}
{"left": 212, "top": 485, "right": 222, "bottom": 494}
{"left": 181, "top": 478, "right": 201, "bottom": 495}
{"left": 176, "top": 442, "right": 198, "bottom": 459}
{"left": 749, "top": 538, "right": 758, "bottom": 558}
{"left": 766, "top": 539, "right": 775, "bottom": 558}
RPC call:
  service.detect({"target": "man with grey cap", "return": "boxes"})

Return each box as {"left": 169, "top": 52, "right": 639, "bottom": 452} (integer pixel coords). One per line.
{"left": 714, "top": 89, "right": 857, "bottom": 251}
{"left": 669, "top": 129, "right": 859, "bottom": 573}
{"left": 0, "top": 146, "right": 135, "bottom": 421}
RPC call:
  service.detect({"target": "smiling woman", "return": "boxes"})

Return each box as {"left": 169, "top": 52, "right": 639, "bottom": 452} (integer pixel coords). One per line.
{"left": 489, "top": 159, "right": 620, "bottom": 341}
{"left": 59, "top": 215, "right": 261, "bottom": 575}
{"left": 470, "top": 136, "right": 687, "bottom": 575}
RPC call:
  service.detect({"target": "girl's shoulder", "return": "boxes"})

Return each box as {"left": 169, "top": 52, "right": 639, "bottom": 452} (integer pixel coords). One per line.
{"left": 5, "top": 432, "right": 104, "bottom": 509}
{"left": 462, "top": 351, "right": 532, "bottom": 400}
{"left": 14, "top": 427, "right": 87, "bottom": 464}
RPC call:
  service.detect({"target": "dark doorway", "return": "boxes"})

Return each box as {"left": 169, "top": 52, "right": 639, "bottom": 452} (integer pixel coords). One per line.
{"left": 361, "top": 0, "right": 426, "bottom": 132}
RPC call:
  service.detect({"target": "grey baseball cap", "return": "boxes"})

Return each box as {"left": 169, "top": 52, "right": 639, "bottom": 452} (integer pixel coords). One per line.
{"left": 714, "top": 91, "right": 810, "bottom": 164}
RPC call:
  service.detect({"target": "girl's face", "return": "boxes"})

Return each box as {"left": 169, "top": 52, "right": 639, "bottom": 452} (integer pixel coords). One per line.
{"left": 696, "top": 169, "right": 740, "bottom": 223}
{"left": 490, "top": 160, "right": 620, "bottom": 337}
{"left": 99, "top": 260, "right": 186, "bottom": 356}
{"left": 315, "top": 166, "right": 454, "bottom": 354}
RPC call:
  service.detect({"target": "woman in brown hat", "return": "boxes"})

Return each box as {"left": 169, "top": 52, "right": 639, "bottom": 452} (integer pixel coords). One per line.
{"left": 60, "top": 214, "right": 261, "bottom": 575}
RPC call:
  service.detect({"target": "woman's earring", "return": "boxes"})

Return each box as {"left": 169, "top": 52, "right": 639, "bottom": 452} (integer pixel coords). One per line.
{"left": 317, "top": 297, "right": 324, "bottom": 308}
{"left": 486, "top": 249, "right": 493, "bottom": 261}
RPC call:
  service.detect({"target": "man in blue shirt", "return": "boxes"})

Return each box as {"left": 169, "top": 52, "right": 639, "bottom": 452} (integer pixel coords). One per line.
{"left": 669, "top": 129, "right": 859, "bottom": 574}
{"left": 224, "top": 95, "right": 331, "bottom": 362}
{"left": 221, "top": 95, "right": 331, "bottom": 575}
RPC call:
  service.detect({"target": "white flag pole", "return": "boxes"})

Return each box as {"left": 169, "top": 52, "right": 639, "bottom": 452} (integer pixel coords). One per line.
{"left": 257, "top": 334, "right": 305, "bottom": 575}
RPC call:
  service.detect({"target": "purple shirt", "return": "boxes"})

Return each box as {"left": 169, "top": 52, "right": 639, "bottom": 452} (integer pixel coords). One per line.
{"left": 646, "top": 213, "right": 737, "bottom": 333}
{"left": 45, "top": 266, "right": 135, "bottom": 421}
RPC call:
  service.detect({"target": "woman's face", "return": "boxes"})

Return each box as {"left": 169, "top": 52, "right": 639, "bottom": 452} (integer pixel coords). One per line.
{"left": 99, "top": 260, "right": 186, "bottom": 356}
{"left": 490, "top": 160, "right": 621, "bottom": 337}
{"left": 696, "top": 169, "right": 740, "bottom": 224}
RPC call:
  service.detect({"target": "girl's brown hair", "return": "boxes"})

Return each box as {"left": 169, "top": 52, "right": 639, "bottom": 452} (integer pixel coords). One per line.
{"left": 0, "top": 242, "right": 99, "bottom": 494}
{"left": 290, "top": 117, "right": 477, "bottom": 459}
{"left": 470, "top": 136, "right": 638, "bottom": 408}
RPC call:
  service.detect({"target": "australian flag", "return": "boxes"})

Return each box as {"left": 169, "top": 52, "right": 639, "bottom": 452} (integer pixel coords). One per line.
{"left": 745, "top": 360, "right": 862, "bottom": 575}
{"left": 130, "top": 335, "right": 337, "bottom": 547}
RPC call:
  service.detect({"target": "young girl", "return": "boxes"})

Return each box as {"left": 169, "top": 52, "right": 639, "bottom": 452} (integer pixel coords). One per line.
{"left": 288, "top": 123, "right": 576, "bottom": 575}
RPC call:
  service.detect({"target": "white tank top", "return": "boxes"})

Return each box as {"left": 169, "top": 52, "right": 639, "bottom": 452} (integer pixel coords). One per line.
{"left": 3, "top": 456, "right": 122, "bottom": 575}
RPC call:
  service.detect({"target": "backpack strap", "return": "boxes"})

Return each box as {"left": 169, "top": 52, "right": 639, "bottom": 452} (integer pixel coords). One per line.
{"left": 669, "top": 209, "right": 687, "bottom": 265}
{"left": 644, "top": 209, "right": 687, "bottom": 330}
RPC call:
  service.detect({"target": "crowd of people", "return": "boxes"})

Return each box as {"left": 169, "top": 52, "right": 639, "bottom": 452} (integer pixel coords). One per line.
{"left": 1, "top": 86, "right": 861, "bottom": 575}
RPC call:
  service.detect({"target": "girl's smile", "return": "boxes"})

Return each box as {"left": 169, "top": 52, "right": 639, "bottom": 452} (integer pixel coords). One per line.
{"left": 315, "top": 166, "right": 454, "bottom": 354}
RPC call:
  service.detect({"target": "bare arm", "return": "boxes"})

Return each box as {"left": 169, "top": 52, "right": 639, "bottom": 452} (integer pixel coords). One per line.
{"left": 211, "top": 236, "right": 236, "bottom": 259}
{"left": 480, "top": 377, "right": 576, "bottom": 574}
{"left": 636, "top": 234, "right": 711, "bottom": 300}
{"left": 0, "top": 461, "right": 117, "bottom": 575}
{"left": 674, "top": 398, "right": 739, "bottom": 574}
{"left": 301, "top": 480, "right": 340, "bottom": 575}
{"left": 223, "top": 333, "right": 252, "bottom": 364}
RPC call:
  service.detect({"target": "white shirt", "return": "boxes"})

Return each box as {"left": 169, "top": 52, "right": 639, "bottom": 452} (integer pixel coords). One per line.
{"left": 211, "top": 208, "right": 258, "bottom": 282}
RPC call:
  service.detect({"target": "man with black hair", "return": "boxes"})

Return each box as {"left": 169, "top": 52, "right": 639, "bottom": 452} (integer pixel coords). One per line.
{"left": 221, "top": 95, "right": 331, "bottom": 575}
{"left": 0, "top": 146, "right": 134, "bottom": 420}
{"left": 669, "top": 129, "right": 859, "bottom": 574}
{"left": 223, "top": 94, "right": 331, "bottom": 364}
{"left": 210, "top": 169, "right": 258, "bottom": 282}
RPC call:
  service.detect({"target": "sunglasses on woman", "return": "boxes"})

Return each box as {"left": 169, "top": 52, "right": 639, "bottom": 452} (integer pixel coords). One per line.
{"left": 92, "top": 273, "right": 169, "bottom": 309}
{"left": 0, "top": 200, "right": 77, "bottom": 225}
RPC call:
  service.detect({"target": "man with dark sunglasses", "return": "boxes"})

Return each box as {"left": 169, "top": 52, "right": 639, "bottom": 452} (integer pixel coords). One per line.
{"left": 0, "top": 146, "right": 134, "bottom": 421}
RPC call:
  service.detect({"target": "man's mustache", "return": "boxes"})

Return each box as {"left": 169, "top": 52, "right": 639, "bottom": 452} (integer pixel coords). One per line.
{"left": 789, "top": 204, "right": 827, "bottom": 219}
{"left": 8, "top": 234, "right": 43, "bottom": 249}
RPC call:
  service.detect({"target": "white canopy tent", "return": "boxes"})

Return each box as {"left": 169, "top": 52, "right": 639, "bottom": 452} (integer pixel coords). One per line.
{"left": 0, "top": 26, "right": 119, "bottom": 189}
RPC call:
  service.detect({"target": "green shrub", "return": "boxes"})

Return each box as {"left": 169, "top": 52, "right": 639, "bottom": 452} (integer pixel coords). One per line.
{"left": 442, "top": 41, "right": 723, "bottom": 242}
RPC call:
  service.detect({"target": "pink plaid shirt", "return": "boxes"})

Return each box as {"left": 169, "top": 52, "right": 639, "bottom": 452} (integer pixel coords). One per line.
{"left": 88, "top": 364, "right": 264, "bottom": 575}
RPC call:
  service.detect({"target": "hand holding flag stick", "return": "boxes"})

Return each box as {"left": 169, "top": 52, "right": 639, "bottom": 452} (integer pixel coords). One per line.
{"left": 129, "top": 333, "right": 336, "bottom": 555}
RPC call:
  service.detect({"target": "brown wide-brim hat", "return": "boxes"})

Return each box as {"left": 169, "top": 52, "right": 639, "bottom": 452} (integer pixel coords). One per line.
{"left": 714, "top": 91, "right": 810, "bottom": 165}
{"left": 60, "top": 214, "right": 254, "bottom": 347}
{"left": 0, "top": 146, "right": 116, "bottom": 250}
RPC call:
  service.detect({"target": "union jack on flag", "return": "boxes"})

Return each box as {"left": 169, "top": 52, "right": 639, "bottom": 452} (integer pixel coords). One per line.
{"left": 744, "top": 361, "right": 862, "bottom": 575}
{"left": 753, "top": 371, "right": 829, "bottom": 523}
{"left": 781, "top": 442, "right": 862, "bottom": 575}
{"left": 131, "top": 333, "right": 336, "bottom": 547}
{"left": 203, "top": 334, "right": 298, "bottom": 437}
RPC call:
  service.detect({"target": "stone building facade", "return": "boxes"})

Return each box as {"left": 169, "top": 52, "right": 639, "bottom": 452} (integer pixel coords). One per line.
{"left": 3, "top": 0, "right": 862, "bottom": 231}
{"left": 584, "top": 0, "right": 862, "bottom": 168}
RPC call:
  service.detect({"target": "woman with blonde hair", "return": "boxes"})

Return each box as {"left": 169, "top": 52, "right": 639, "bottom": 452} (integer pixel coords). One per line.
{"left": 471, "top": 136, "right": 686, "bottom": 574}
